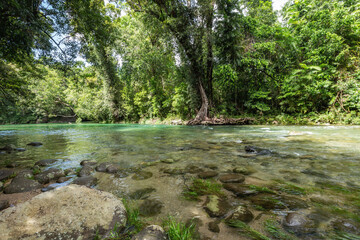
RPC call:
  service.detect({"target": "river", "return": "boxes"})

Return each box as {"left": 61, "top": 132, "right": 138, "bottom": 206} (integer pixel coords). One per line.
{"left": 1, "top": 124, "right": 359, "bottom": 239}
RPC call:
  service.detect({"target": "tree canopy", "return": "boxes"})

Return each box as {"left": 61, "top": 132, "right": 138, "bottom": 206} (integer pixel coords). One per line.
{"left": 1, "top": 0, "right": 360, "bottom": 124}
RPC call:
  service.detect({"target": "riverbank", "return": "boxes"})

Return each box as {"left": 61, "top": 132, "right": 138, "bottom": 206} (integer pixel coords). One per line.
{"left": 2, "top": 111, "right": 360, "bottom": 126}
{"left": 140, "top": 112, "right": 360, "bottom": 126}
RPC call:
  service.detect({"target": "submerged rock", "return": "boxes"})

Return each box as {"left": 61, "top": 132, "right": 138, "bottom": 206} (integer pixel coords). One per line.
{"left": 226, "top": 206, "right": 254, "bottom": 223}
{"left": 129, "top": 187, "right": 156, "bottom": 200}
{"left": 35, "top": 168, "right": 64, "bottom": 184}
{"left": 233, "top": 166, "right": 256, "bottom": 175}
{"left": 245, "top": 146, "right": 272, "bottom": 155}
{"left": 132, "top": 171, "right": 153, "bottom": 180}
{"left": 72, "top": 176, "right": 97, "bottom": 187}
{"left": 208, "top": 221, "right": 220, "bottom": 233}
{"left": 204, "top": 195, "right": 231, "bottom": 218}
{"left": 163, "top": 167, "right": 184, "bottom": 175}
{"left": 139, "top": 199, "right": 163, "bottom": 217}
{"left": 223, "top": 183, "right": 258, "bottom": 197}
{"left": 27, "top": 142, "right": 43, "bottom": 146}
{"left": 161, "top": 159, "right": 175, "bottom": 164}
{"left": 0, "top": 169, "right": 14, "bottom": 181}
{"left": 0, "top": 144, "right": 17, "bottom": 153}
{"left": 283, "top": 212, "right": 317, "bottom": 235}
{"left": 248, "top": 194, "right": 286, "bottom": 210}
{"left": 281, "top": 196, "right": 309, "bottom": 210}
{"left": 218, "top": 174, "right": 245, "bottom": 183}
{"left": 198, "top": 171, "right": 218, "bottom": 179}
{"left": 0, "top": 185, "right": 127, "bottom": 240}
{"left": 331, "top": 219, "right": 360, "bottom": 235}
{"left": 131, "top": 225, "right": 167, "bottom": 240}
{"left": 35, "top": 159, "right": 58, "bottom": 167}
{"left": 185, "top": 164, "right": 203, "bottom": 174}
{"left": 15, "top": 148, "right": 26, "bottom": 152}
{"left": 5, "top": 162, "right": 20, "bottom": 168}
{"left": 301, "top": 169, "right": 329, "bottom": 178}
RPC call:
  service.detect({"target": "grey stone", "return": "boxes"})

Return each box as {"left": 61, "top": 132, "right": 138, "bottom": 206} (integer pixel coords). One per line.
{"left": 223, "top": 183, "right": 258, "bottom": 197}
{"left": 80, "top": 160, "right": 97, "bottom": 166}
{"left": 106, "top": 164, "right": 120, "bottom": 173}
{"left": 4, "top": 177, "right": 41, "bottom": 194}
{"left": 0, "top": 169, "right": 14, "bottom": 181}
{"left": 96, "top": 162, "right": 113, "bottom": 172}
{"left": 35, "top": 159, "right": 58, "bottom": 167}
{"left": 78, "top": 165, "right": 94, "bottom": 177}
{"left": 245, "top": 146, "right": 272, "bottom": 155}
{"left": 204, "top": 195, "right": 231, "bottom": 218}
{"left": 57, "top": 176, "right": 72, "bottom": 183}
{"left": 131, "top": 225, "right": 167, "bottom": 240}
{"left": 72, "top": 176, "right": 97, "bottom": 187}
{"left": 64, "top": 168, "right": 76, "bottom": 176}
{"left": 283, "top": 212, "right": 317, "bottom": 235}
{"left": 226, "top": 206, "right": 254, "bottom": 223}
{"left": 35, "top": 168, "right": 65, "bottom": 184}
{"left": 0, "top": 185, "right": 127, "bottom": 240}
{"left": 0, "top": 200, "right": 9, "bottom": 211}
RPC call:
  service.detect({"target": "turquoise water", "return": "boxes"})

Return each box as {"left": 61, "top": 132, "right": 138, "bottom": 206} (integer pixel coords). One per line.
{"left": 1, "top": 124, "right": 360, "bottom": 239}
{"left": 1, "top": 124, "right": 359, "bottom": 185}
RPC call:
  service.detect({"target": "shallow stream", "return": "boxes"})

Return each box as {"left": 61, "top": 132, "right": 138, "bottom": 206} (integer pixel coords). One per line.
{"left": 1, "top": 124, "right": 360, "bottom": 239}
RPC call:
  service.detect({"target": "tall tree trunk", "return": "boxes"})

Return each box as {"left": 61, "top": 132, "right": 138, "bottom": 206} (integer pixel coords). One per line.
{"left": 193, "top": 80, "right": 210, "bottom": 122}
{"left": 96, "top": 46, "right": 120, "bottom": 121}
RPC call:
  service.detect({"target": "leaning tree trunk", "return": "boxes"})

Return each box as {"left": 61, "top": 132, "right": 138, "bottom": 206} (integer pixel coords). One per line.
{"left": 188, "top": 81, "right": 210, "bottom": 124}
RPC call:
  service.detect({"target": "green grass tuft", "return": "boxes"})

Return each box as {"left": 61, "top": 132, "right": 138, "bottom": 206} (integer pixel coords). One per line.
{"left": 182, "top": 178, "right": 223, "bottom": 201}
{"left": 226, "top": 220, "right": 271, "bottom": 240}
{"left": 163, "top": 216, "right": 195, "bottom": 240}
{"left": 249, "top": 185, "right": 276, "bottom": 194}
{"left": 264, "top": 219, "right": 294, "bottom": 240}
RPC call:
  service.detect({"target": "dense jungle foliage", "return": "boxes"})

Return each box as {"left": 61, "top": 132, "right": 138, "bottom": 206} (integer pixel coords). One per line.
{"left": 1, "top": 0, "right": 360, "bottom": 124}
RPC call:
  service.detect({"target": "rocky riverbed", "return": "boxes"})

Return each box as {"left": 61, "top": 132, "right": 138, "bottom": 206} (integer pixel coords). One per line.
{"left": 1, "top": 125, "right": 360, "bottom": 239}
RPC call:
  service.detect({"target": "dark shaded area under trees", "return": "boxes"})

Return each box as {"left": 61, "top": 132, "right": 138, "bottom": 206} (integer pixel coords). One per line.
{"left": 0, "top": 0, "right": 360, "bottom": 124}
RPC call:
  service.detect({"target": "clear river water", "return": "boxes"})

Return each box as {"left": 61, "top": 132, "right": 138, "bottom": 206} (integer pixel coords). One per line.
{"left": 0, "top": 124, "right": 359, "bottom": 239}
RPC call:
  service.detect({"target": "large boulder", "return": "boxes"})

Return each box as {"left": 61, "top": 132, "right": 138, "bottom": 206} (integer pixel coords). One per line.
{"left": 0, "top": 185, "right": 127, "bottom": 240}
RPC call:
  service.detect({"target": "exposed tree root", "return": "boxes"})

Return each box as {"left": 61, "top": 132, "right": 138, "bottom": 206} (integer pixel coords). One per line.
{"left": 187, "top": 117, "right": 255, "bottom": 125}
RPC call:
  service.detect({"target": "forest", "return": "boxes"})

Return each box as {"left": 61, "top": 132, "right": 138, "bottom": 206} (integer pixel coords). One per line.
{"left": 1, "top": 0, "right": 360, "bottom": 125}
